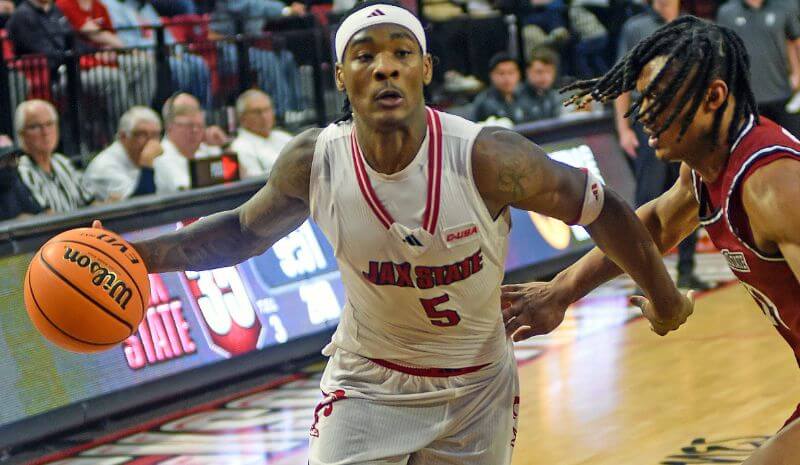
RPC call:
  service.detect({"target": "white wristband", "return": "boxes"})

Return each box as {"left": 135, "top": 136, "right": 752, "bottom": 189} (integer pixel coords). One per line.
{"left": 568, "top": 169, "right": 605, "bottom": 226}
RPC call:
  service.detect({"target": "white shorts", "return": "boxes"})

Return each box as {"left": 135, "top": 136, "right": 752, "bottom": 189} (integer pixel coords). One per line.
{"left": 308, "top": 340, "right": 520, "bottom": 464}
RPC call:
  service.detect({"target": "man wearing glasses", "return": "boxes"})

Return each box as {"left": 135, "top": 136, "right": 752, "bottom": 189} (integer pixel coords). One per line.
{"left": 84, "top": 106, "right": 165, "bottom": 202}
{"left": 230, "top": 89, "right": 293, "bottom": 179}
{"left": 14, "top": 99, "right": 95, "bottom": 213}
{"left": 153, "top": 93, "right": 225, "bottom": 193}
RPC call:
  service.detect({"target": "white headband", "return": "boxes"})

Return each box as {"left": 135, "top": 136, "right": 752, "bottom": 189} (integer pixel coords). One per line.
{"left": 334, "top": 4, "right": 427, "bottom": 63}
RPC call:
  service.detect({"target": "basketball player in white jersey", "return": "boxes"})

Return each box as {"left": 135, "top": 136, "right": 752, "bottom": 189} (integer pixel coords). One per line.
{"left": 94, "top": 1, "right": 693, "bottom": 462}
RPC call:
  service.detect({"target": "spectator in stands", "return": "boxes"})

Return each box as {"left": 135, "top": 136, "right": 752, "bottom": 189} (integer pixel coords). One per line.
{"left": 153, "top": 92, "right": 222, "bottom": 193}
{"left": 0, "top": 134, "right": 44, "bottom": 221}
{"left": 56, "top": 0, "right": 160, "bottom": 107}
{"left": 501, "top": 0, "right": 569, "bottom": 63}
{"left": 100, "top": 0, "right": 212, "bottom": 108}
{"left": 84, "top": 106, "right": 163, "bottom": 201}
{"left": 231, "top": 89, "right": 292, "bottom": 178}
{"left": 213, "top": 0, "right": 306, "bottom": 34}
{"left": 519, "top": 47, "right": 562, "bottom": 121}
{"left": 56, "top": 0, "right": 123, "bottom": 49}
{"left": 212, "top": 0, "right": 306, "bottom": 117}
{"left": 164, "top": 91, "right": 230, "bottom": 146}
{"left": 568, "top": 3, "right": 609, "bottom": 79}
{"left": 6, "top": 0, "right": 133, "bottom": 137}
{"left": 150, "top": 0, "right": 196, "bottom": 17}
{"left": 471, "top": 52, "right": 526, "bottom": 124}
{"left": 615, "top": 0, "right": 707, "bottom": 291}
{"left": 14, "top": 100, "right": 95, "bottom": 212}
{"left": 0, "top": 1, "right": 15, "bottom": 28}
{"left": 717, "top": 0, "right": 800, "bottom": 136}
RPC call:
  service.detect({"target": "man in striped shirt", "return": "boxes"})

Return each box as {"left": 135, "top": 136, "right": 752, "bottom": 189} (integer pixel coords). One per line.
{"left": 15, "top": 100, "right": 95, "bottom": 213}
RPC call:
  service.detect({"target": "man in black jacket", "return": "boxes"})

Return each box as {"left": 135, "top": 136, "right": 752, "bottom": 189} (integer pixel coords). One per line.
{"left": 519, "top": 47, "right": 562, "bottom": 122}
{"left": 471, "top": 52, "right": 527, "bottom": 124}
{"left": 0, "top": 136, "right": 43, "bottom": 222}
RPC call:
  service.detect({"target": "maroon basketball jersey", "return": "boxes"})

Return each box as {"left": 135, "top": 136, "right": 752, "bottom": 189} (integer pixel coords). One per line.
{"left": 692, "top": 116, "right": 800, "bottom": 372}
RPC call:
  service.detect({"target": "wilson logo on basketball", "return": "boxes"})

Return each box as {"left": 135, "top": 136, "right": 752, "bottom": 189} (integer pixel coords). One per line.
{"left": 446, "top": 226, "right": 478, "bottom": 242}
{"left": 63, "top": 247, "right": 133, "bottom": 310}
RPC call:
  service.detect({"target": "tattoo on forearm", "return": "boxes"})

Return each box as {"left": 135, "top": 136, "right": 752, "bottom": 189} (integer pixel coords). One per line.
{"left": 135, "top": 210, "right": 254, "bottom": 273}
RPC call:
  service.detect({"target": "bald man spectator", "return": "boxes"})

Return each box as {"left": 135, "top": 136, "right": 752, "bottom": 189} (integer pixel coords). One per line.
{"left": 153, "top": 93, "right": 223, "bottom": 193}
{"left": 14, "top": 100, "right": 95, "bottom": 213}
{"left": 85, "top": 106, "right": 164, "bottom": 201}
{"left": 231, "top": 89, "right": 292, "bottom": 178}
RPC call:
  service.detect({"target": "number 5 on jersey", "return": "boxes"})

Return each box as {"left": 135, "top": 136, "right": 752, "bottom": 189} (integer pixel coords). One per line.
{"left": 420, "top": 294, "right": 461, "bottom": 327}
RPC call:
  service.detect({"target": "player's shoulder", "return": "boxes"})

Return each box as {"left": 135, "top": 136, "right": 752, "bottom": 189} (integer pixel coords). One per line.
{"left": 745, "top": 157, "right": 800, "bottom": 192}
{"left": 315, "top": 119, "right": 354, "bottom": 149}
{"left": 435, "top": 109, "right": 483, "bottom": 140}
{"left": 733, "top": 116, "right": 800, "bottom": 160}
{"left": 278, "top": 127, "right": 323, "bottom": 164}
{"left": 740, "top": 157, "right": 800, "bottom": 240}
{"left": 733, "top": 118, "right": 800, "bottom": 215}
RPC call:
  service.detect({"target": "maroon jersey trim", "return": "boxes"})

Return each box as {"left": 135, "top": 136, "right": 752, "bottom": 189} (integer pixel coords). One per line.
{"left": 691, "top": 169, "right": 723, "bottom": 226}
{"left": 730, "top": 114, "right": 756, "bottom": 153}
{"left": 725, "top": 145, "right": 800, "bottom": 262}
{"left": 350, "top": 107, "right": 443, "bottom": 234}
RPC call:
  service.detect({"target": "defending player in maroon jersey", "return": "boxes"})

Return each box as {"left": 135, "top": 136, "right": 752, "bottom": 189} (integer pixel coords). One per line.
{"left": 502, "top": 16, "right": 800, "bottom": 464}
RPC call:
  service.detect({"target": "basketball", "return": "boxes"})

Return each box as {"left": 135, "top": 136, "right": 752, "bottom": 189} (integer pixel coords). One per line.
{"left": 23, "top": 228, "right": 150, "bottom": 354}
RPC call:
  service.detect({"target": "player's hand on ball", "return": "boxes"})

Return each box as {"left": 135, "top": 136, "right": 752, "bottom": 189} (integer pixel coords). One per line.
{"left": 92, "top": 219, "right": 103, "bottom": 229}
{"left": 630, "top": 290, "right": 695, "bottom": 336}
{"left": 501, "top": 282, "right": 571, "bottom": 342}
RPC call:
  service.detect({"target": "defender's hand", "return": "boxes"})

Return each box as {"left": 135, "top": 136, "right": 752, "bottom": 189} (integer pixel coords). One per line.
{"left": 501, "top": 282, "right": 571, "bottom": 342}
{"left": 630, "top": 290, "right": 695, "bottom": 336}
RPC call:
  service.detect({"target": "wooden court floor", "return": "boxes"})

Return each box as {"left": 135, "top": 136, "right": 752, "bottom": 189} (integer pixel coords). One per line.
{"left": 512, "top": 284, "right": 800, "bottom": 465}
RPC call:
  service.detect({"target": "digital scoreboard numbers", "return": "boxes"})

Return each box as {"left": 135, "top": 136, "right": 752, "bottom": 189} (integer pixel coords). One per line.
{"left": 182, "top": 268, "right": 263, "bottom": 357}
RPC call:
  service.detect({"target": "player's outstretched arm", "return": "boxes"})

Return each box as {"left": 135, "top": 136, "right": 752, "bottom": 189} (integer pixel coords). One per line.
{"left": 743, "top": 158, "right": 800, "bottom": 282}
{"left": 472, "top": 128, "right": 694, "bottom": 338}
{"left": 124, "top": 128, "right": 320, "bottom": 274}
{"left": 549, "top": 162, "right": 701, "bottom": 304}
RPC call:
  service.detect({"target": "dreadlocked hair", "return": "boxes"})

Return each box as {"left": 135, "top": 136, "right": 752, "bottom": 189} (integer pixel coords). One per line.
{"left": 561, "top": 16, "right": 758, "bottom": 147}
{"left": 333, "top": 0, "right": 424, "bottom": 123}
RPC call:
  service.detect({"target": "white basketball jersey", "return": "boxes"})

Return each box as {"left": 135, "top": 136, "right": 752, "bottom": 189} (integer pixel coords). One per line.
{"left": 309, "top": 108, "right": 510, "bottom": 368}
